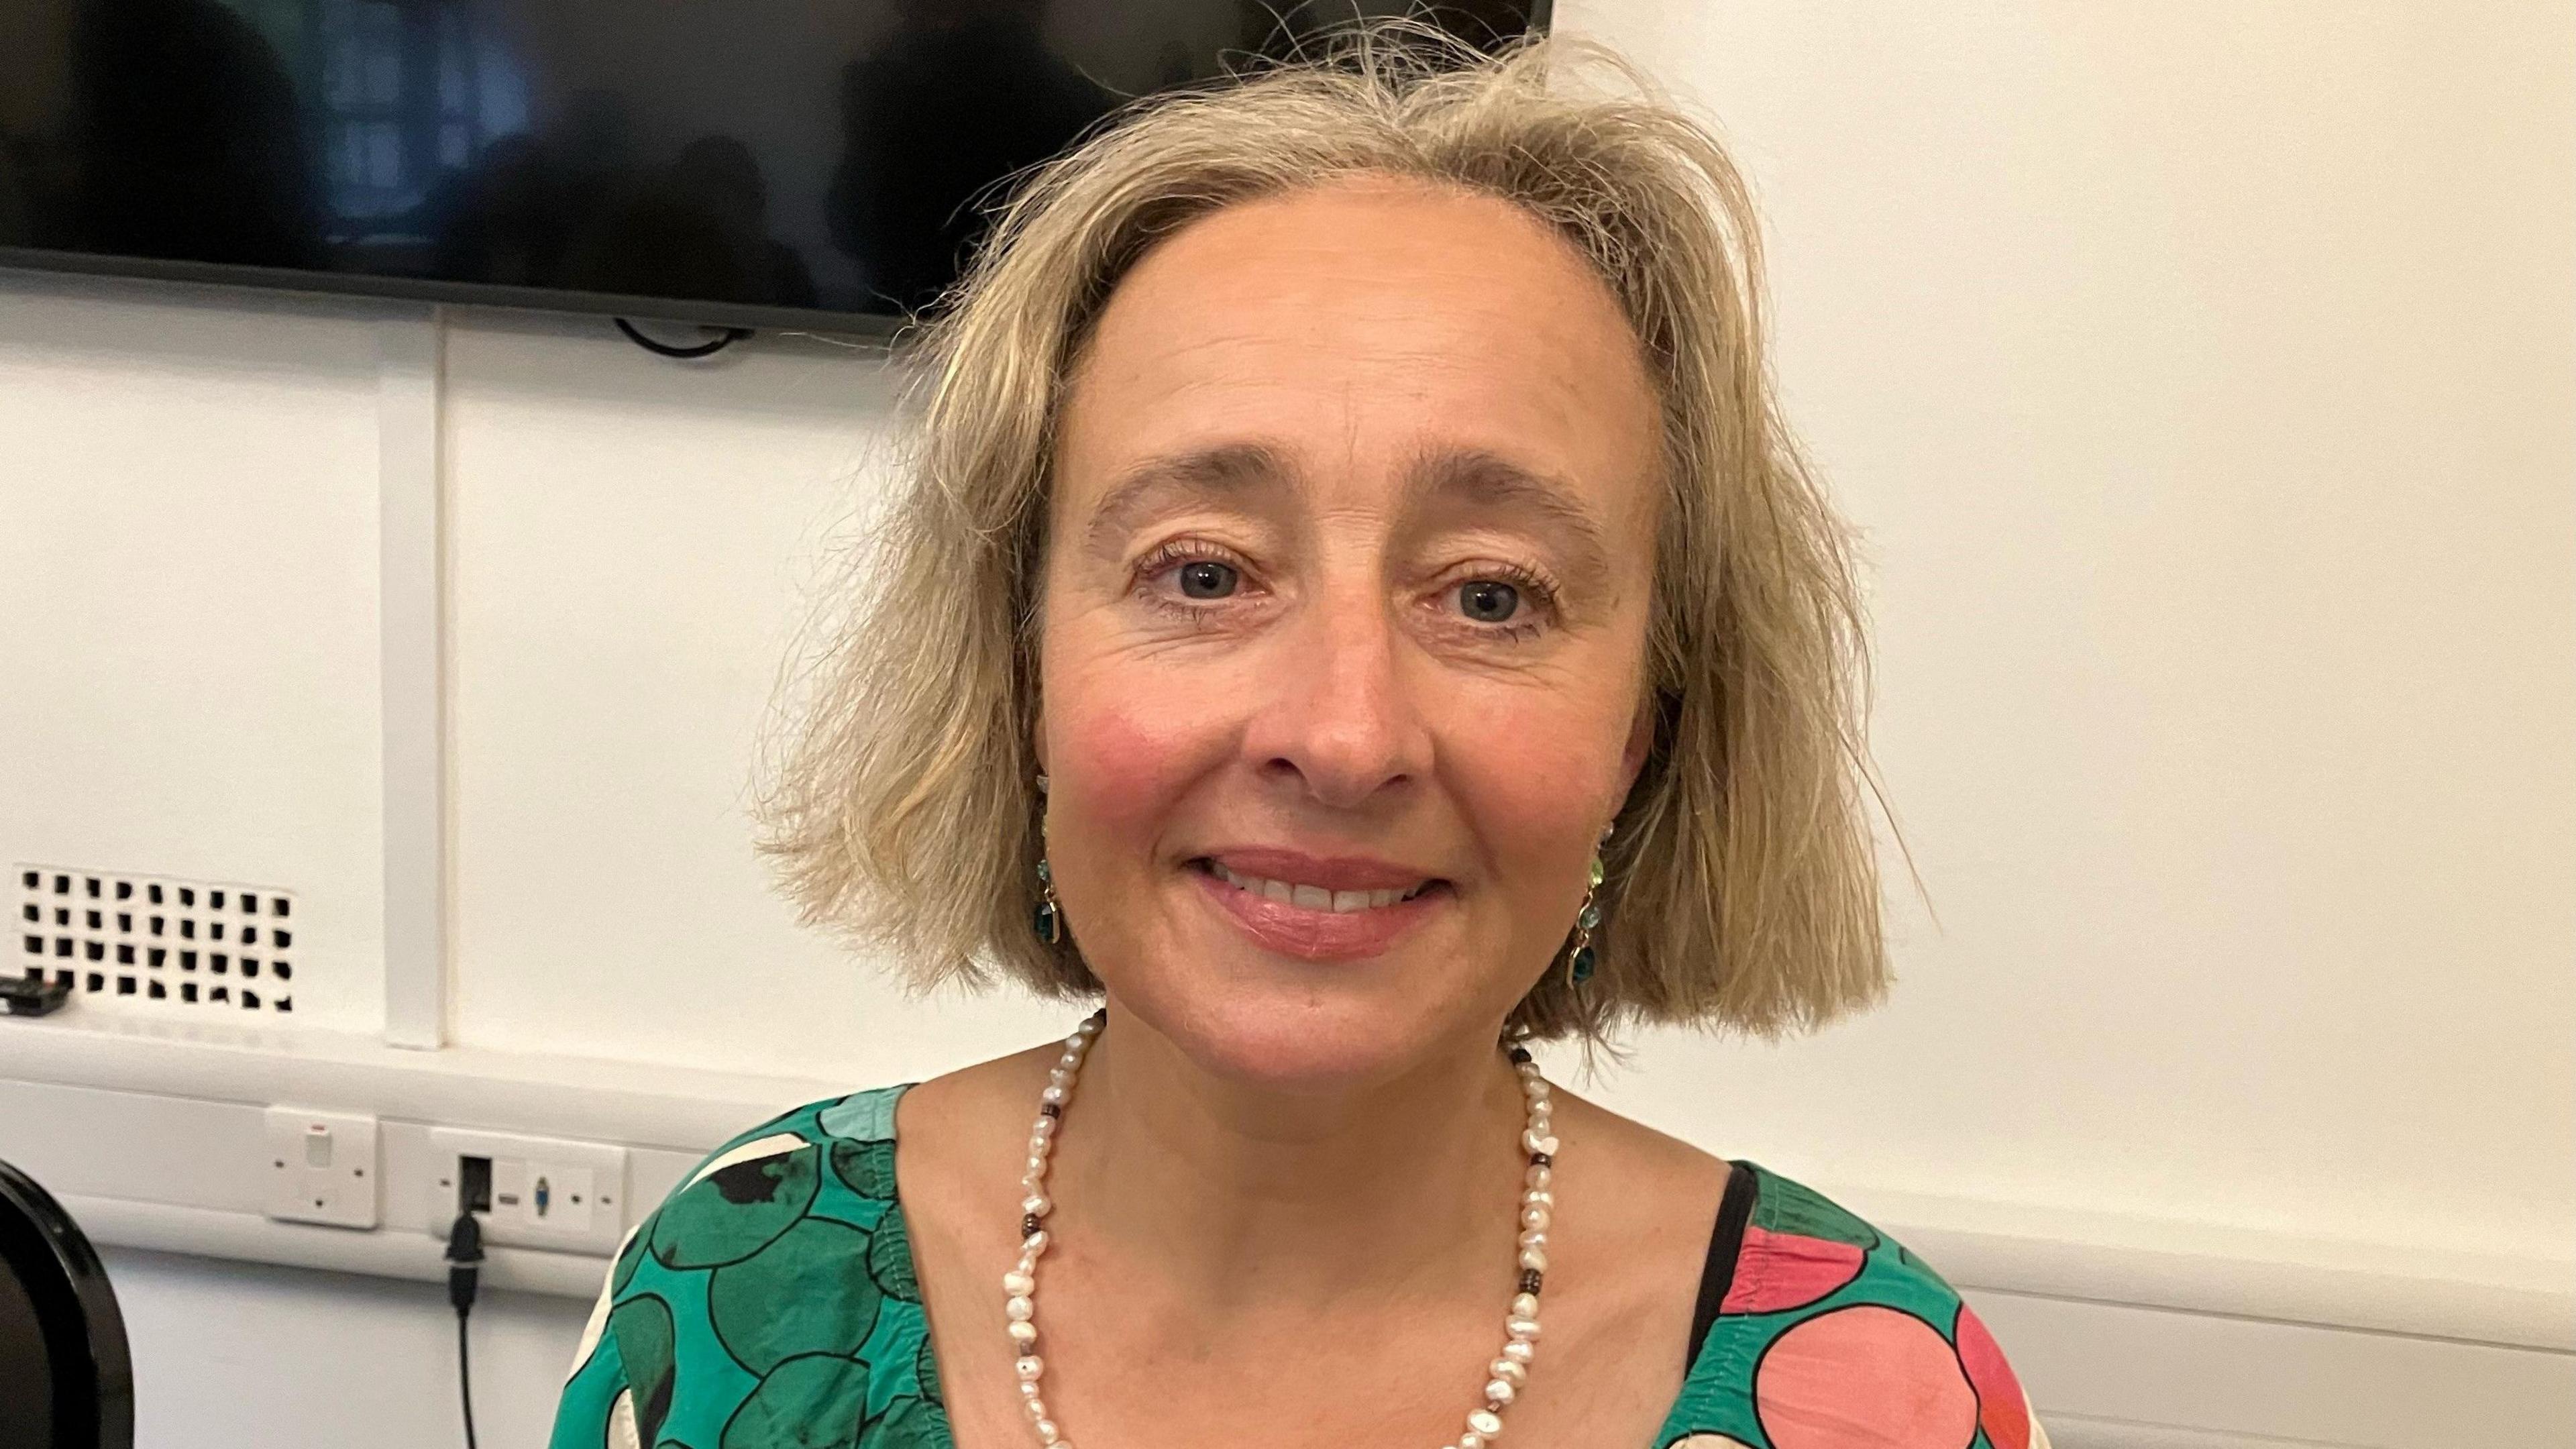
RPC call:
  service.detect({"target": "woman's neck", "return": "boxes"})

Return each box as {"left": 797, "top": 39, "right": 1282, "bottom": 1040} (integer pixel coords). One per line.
{"left": 1041, "top": 1002, "right": 1536, "bottom": 1319}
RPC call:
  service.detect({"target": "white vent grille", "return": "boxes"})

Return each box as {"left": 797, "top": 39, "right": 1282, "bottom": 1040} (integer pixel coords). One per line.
{"left": 15, "top": 864, "right": 299, "bottom": 1014}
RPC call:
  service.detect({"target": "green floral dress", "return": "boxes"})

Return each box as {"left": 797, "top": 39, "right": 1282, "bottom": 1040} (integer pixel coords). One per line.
{"left": 549, "top": 1083, "right": 2043, "bottom": 1449}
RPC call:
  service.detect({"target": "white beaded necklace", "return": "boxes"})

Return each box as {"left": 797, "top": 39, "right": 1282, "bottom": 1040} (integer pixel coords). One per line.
{"left": 1002, "top": 1009, "right": 1560, "bottom": 1449}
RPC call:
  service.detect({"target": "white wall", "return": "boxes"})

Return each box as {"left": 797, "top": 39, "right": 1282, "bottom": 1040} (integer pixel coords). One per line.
{"left": 101, "top": 1246, "right": 590, "bottom": 1449}
{"left": 0, "top": 285, "right": 389, "bottom": 1033}
{"left": 1560, "top": 0, "right": 2576, "bottom": 1265}
{"left": 2, "top": 3, "right": 2569, "bottom": 1445}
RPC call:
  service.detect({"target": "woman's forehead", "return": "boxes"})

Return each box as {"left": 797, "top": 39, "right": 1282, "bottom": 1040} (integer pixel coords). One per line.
{"left": 1056, "top": 176, "right": 1662, "bottom": 531}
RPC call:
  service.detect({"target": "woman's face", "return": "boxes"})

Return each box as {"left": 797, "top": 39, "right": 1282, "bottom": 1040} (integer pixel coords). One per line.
{"left": 1037, "top": 174, "right": 1664, "bottom": 1090}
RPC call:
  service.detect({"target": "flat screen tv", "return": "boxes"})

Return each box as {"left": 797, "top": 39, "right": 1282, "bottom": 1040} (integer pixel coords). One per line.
{"left": 0, "top": 1, "right": 1550, "bottom": 335}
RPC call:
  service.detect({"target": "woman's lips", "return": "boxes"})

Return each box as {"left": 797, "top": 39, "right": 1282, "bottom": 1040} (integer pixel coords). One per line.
{"left": 1187, "top": 859, "right": 1448, "bottom": 961}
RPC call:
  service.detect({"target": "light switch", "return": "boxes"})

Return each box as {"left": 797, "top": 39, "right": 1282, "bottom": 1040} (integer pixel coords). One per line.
{"left": 263, "top": 1107, "right": 378, "bottom": 1230}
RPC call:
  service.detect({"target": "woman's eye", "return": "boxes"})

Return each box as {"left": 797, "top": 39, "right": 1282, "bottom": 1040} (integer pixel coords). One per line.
{"left": 1176, "top": 560, "right": 1239, "bottom": 599}
{"left": 1456, "top": 579, "right": 1521, "bottom": 623}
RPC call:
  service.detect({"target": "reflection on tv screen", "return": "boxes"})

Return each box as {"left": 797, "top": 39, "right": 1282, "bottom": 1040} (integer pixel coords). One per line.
{"left": 0, "top": 0, "right": 1543, "bottom": 323}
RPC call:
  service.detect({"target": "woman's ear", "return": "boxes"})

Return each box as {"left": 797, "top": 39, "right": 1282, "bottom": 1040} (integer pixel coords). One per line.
{"left": 1618, "top": 693, "right": 1654, "bottom": 797}
{"left": 1030, "top": 682, "right": 1053, "bottom": 784}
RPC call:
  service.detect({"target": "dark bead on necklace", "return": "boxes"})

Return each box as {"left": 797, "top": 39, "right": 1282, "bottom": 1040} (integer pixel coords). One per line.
{"left": 1039, "top": 1102, "right": 1061, "bottom": 1118}
{"left": 1506, "top": 1044, "right": 1532, "bottom": 1065}
{"left": 1519, "top": 1269, "right": 1544, "bottom": 1296}
{"left": 1022, "top": 1213, "right": 1040, "bottom": 1236}
{"left": 1529, "top": 1150, "right": 1552, "bottom": 1168}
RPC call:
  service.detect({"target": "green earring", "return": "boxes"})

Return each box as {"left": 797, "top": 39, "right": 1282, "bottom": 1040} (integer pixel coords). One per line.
{"left": 1032, "top": 857, "right": 1063, "bottom": 945}
{"left": 1031, "top": 772, "right": 1063, "bottom": 945}
{"left": 1564, "top": 833, "right": 1609, "bottom": 987}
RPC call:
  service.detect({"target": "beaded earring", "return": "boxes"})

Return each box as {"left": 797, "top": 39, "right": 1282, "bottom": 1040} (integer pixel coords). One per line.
{"left": 1032, "top": 773, "right": 1064, "bottom": 945}
{"left": 1032, "top": 859, "right": 1063, "bottom": 945}
{"left": 1564, "top": 827, "right": 1611, "bottom": 987}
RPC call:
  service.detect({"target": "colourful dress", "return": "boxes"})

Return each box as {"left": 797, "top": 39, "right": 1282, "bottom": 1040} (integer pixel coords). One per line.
{"left": 549, "top": 1083, "right": 2045, "bottom": 1449}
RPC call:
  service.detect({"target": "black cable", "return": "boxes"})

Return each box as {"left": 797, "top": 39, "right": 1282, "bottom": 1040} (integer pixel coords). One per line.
{"left": 446, "top": 1210, "right": 484, "bottom": 1449}
{"left": 614, "top": 317, "right": 753, "bottom": 358}
{"left": 455, "top": 1310, "right": 478, "bottom": 1449}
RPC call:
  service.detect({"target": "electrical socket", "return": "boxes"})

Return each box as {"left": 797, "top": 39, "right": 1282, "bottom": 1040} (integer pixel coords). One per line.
{"left": 427, "top": 1126, "right": 627, "bottom": 1254}
{"left": 262, "top": 1107, "right": 379, "bottom": 1229}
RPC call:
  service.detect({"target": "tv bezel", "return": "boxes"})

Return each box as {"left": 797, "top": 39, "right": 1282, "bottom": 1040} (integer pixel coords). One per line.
{"left": 0, "top": 1, "right": 1553, "bottom": 338}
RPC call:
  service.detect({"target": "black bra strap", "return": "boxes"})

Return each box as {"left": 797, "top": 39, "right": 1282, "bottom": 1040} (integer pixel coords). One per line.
{"left": 1684, "top": 1162, "right": 1759, "bottom": 1370}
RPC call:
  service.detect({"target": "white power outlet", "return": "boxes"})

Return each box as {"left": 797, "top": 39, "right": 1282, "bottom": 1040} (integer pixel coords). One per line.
{"left": 428, "top": 1126, "right": 627, "bottom": 1254}
{"left": 262, "top": 1107, "right": 379, "bottom": 1229}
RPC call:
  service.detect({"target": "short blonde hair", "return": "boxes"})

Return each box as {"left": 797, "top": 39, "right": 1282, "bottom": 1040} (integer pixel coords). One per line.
{"left": 757, "top": 20, "right": 1909, "bottom": 1044}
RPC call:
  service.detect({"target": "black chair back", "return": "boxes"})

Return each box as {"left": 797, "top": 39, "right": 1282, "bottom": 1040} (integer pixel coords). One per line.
{"left": 0, "top": 1159, "right": 133, "bottom": 1449}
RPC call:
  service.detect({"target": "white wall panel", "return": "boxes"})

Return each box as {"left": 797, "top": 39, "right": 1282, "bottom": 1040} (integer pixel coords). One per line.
{"left": 103, "top": 1245, "right": 590, "bottom": 1449}
{"left": 437, "top": 311, "right": 1081, "bottom": 1080}
{"left": 1, "top": 276, "right": 390, "bottom": 1032}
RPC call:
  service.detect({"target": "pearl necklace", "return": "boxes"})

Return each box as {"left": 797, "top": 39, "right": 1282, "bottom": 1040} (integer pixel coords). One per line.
{"left": 1003, "top": 1009, "right": 1560, "bottom": 1449}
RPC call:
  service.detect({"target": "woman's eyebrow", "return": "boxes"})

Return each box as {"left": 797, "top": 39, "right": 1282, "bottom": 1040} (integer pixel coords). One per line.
{"left": 1079, "top": 441, "right": 1615, "bottom": 578}
{"left": 1082, "top": 441, "right": 1291, "bottom": 555}
{"left": 1403, "top": 445, "right": 1612, "bottom": 580}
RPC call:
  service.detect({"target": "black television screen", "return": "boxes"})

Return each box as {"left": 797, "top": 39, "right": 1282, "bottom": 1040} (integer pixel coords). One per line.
{"left": 0, "top": 1, "right": 1548, "bottom": 333}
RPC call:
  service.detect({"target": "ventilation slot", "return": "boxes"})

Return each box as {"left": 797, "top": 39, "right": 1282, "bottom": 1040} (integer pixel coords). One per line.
{"left": 15, "top": 865, "right": 299, "bottom": 1016}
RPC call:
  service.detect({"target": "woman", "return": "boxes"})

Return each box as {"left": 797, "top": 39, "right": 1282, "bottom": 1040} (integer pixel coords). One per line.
{"left": 551, "top": 25, "right": 2045, "bottom": 1449}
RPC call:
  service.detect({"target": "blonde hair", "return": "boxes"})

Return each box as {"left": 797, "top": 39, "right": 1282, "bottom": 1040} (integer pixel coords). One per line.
{"left": 757, "top": 19, "right": 1913, "bottom": 1045}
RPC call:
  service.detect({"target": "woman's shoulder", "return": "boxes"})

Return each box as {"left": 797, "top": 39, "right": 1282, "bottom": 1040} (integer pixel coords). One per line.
{"left": 641, "top": 1083, "right": 918, "bottom": 1244}
{"left": 1657, "top": 1160, "right": 2048, "bottom": 1449}
{"left": 549, "top": 1084, "right": 950, "bottom": 1449}
{"left": 607, "top": 1084, "right": 918, "bottom": 1277}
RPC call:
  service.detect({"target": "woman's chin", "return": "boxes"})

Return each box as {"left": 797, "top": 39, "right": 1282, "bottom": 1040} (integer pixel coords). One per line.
{"left": 1115, "top": 951, "right": 1500, "bottom": 1095}
{"left": 1157, "top": 1000, "right": 1465, "bottom": 1095}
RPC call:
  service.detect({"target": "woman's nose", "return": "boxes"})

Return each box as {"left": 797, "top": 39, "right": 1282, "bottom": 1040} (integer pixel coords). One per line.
{"left": 1243, "top": 588, "right": 1433, "bottom": 810}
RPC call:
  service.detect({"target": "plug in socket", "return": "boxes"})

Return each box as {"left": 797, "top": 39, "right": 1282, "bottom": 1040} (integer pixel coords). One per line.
{"left": 457, "top": 1154, "right": 492, "bottom": 1215}
{"left": 427, "top": 1128, "right": 626, "bottom": 1254}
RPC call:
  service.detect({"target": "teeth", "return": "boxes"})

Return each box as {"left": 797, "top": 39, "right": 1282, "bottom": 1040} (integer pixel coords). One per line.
{"left": 1208, "top": 862, "right": 1429, "bottom": 913}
